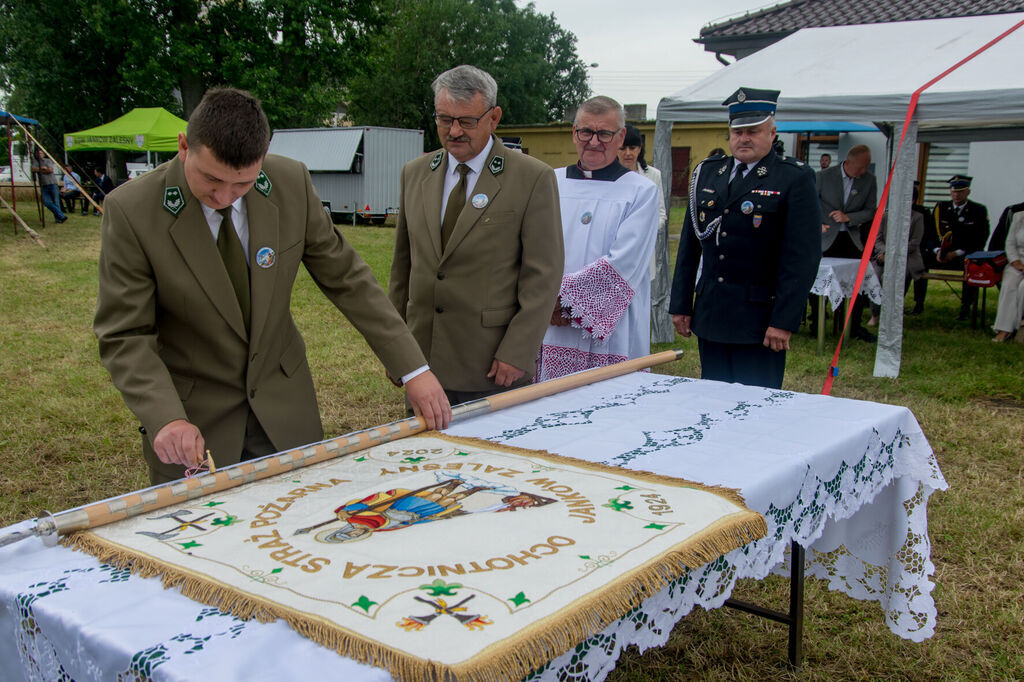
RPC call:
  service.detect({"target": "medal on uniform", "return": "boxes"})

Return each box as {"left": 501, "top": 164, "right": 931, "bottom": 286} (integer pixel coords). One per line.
{"left": 753, "top": 214, "right": 762, "bottom": 228}
{"left": 699, "top": 211, "right": 706, "bottom": 222}
{"left": 741, "top": 200, "right": 754, "bottom": 215}
{"left": 255, "top": 246, "right": 276, "bottom": 268}
{"left": 581, "top": 211, "right": 593, "bottom": 225}
{"left": 958, "top": 216, "right": 965, "bottom": 222}
{"left": 756, "top": 166, "right": 767, "bottom": 177}
{"left": 707, "top": 200, "right": 715, "bottom": 207}
{"left": 471, "top": 193, "right": 489, "bottom": 209}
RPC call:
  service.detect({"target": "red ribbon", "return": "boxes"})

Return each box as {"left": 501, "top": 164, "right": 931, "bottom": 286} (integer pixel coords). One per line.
{"left": 821, "top": 17, "right": 1024, "bottom": 395}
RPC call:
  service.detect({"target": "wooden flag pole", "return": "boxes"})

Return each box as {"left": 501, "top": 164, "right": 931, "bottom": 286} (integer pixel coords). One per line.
{"left": 1, "top": 350, "right": 683, "bottom": 548}
{"left": 0, "top": 193, "right": 46, "bottom": 248}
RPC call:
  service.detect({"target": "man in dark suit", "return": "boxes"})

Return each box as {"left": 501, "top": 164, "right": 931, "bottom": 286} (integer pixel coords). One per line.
{"left": 90, "top": 166, "right": 115, "bottom": 215}
{"left": 931, "top": 174, "right": 990, "bottom": 320}
{"left": 670, "top": 87, "right": 821, "bottom": 389}
{"left": 95, "top": 87, "right": 449, "bottom": 484}
{"left": 389, "top": 65, "right": 564, "bottom": 405}
{"left": 816, "top": 145, "right": 878, "bottom": 341}
{"left": 989, "top": 199, "right": 1024, "bottom": 252}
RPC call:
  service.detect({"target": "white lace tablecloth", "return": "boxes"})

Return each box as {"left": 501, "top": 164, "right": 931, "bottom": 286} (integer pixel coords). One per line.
{"left": 0, "top": 374, "right": 946, "bottom": 682}
{"left": 813, "top": 256, "right": 883, "bottom": 310}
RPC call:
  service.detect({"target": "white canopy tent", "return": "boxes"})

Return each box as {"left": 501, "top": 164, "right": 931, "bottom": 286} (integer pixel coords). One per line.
{"left": 653, "top": 12, "right": 1024, "bottom": 378}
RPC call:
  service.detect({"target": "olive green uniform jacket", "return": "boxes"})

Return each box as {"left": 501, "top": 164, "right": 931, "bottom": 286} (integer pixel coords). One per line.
{"left": 95, "top": 154, "right": 426, "bottom": 480}
{"left": 389, "top": 137, "right": 563, "bottom": 393}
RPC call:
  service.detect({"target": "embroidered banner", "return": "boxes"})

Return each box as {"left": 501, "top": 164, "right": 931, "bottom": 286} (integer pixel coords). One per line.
{"left": 67, "top": 434, "right": 765, "bottom": 682}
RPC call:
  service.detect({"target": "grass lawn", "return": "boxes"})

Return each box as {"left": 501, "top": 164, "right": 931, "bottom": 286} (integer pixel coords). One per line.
{"left": 1, "top": 207, "right": 1022, "bottom": 680}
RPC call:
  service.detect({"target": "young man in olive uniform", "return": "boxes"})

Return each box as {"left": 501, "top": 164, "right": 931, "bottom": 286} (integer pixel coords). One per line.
{"left": 95, "top": 87, "right": 449, "bottom": 484}
{"left": 670, "top": 87, "right": 821, "bottom": 389}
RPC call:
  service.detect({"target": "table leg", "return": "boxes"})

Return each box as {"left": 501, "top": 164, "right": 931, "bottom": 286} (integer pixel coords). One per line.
{"left": 816, "top": 296, "right": 826, "bottom": 356}
{"left": 723, "top": 540, "right": 805, "bottom": 667}
{"left": 981, "top": 287, "right": 988, "bottom": 329}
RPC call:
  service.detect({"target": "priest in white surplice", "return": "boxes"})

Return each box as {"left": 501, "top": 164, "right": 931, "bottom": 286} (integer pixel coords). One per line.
{"left": 537, "top": 96, "right": 659, "bottom": 382}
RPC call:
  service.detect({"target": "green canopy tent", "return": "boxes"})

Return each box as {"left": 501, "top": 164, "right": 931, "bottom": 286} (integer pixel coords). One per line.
{"left": 64, "top": 107, "right": 186, "bottom": 168}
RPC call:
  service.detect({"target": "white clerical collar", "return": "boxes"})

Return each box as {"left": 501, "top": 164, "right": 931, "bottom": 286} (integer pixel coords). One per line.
{"left": 446, "top": 137, "right": 494, "bottom": 178}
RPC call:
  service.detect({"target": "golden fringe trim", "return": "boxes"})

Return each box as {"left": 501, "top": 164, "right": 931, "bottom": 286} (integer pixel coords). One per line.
{"left": 63, "top": 433, "right": 767, "bottom": 682}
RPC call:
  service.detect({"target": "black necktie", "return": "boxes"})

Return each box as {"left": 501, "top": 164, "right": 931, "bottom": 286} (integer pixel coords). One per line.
{"left": 441, "top": 163, "right": 470, "bottom": 250}
{"left": 217, "top": 207, "right": 250, "bottom": 330}
{"left": 730, "top": 162, "right": 747, "bottom": 188}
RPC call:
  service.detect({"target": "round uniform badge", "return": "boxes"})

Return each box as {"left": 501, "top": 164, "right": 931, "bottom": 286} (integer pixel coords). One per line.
{"left": 255, "top": 246, "right": 276, "bottom": 269}
{"left": 471, "top": 193, "right": 489, "bottom": 209}
{"left": 581, "top": 211, "right": 593, "bottom": 225}
{"left": 958, "top": 216, "right": 965, "bottom": 222}
{"left": 741, "top": 200, "right": 754, "bottom": 215}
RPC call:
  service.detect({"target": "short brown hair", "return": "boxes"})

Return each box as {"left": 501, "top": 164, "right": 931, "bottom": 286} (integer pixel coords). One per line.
{"left": 187, "top": 88, "right": 270, "bottom": 168}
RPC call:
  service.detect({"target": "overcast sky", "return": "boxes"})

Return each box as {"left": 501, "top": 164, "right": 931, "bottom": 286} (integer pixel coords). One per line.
{"left": 522, "top": 0, "right": 780, "bottom": 116}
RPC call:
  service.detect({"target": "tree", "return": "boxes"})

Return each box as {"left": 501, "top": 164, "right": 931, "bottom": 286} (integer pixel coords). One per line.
{"left": 0, "top": 0, "right": 172, "bottom": 152}
{"left": 347, "top": 0, "right": 590, "bottom": 149}
{"left": 0, "top": 0, "right": 384, "bottom": 146}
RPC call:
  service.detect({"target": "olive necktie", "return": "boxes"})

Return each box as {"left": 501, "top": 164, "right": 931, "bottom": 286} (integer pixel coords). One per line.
{"left": 441, "top": 163, "right": 470, "bottom": 250}
{"left": 217, "top": 207, "right": 250, "bottom": 330}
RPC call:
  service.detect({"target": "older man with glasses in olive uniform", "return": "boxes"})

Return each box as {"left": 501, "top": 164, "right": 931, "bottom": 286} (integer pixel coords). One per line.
{"left": 536, "top": 95, "right": 659, "bottom": 381}
{"left": 389, "top": 65, "right": 564, "bottom": 405}
{"left": 670, "top": 87, "right": 821, "bottom": 389}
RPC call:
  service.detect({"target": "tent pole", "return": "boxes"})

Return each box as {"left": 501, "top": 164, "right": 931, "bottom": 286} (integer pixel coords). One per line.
{"left": 873, "top": 118, "right": 917, "bottom": 378}
{"left": 6, "top": 118, "right": 14, "bottom": 220}
{"left": 651, "top": 116, "right": 675, "bottom": 343}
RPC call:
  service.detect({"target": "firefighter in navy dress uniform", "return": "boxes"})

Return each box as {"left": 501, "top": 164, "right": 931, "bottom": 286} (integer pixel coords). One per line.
{"left": 669, "top": 87, "right": 821, "bottom": 389}
{"left": 929, "top": 174, "right": 990, "bottom": 321}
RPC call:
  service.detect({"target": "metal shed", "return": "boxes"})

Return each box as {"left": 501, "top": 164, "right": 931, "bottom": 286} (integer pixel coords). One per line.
{"left": 268, "top": 126, "right": 424, "bottom": 224}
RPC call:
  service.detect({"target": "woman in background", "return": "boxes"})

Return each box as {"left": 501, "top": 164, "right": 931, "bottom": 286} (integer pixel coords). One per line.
{"left": 617, "top": 125, "right": 666, "bottom": 234}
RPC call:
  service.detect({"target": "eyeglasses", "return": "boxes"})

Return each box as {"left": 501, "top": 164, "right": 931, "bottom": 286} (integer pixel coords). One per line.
{"left": 434, "top": 106, "right": 495, "bottom": 130}
{"left": 574, "top": 127, "right": 621, "bottom": 143}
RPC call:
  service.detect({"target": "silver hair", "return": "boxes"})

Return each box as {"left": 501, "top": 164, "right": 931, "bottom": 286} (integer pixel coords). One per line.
{"left": 432, "top": 65, "right": 498, "bottom": 107}
{"left": 575, "top": 95, "right": 625, "bottom": 128}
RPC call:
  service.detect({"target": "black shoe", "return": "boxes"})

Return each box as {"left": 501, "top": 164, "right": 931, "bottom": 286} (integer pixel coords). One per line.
{"left": 908, "top": 304, "right": 923, "bottom": 315}
{"left": 851, "top": 328, "right": 877, "bottom": 342}
{"left": 55, "top": 215, "right": 67, "bottom": 224}
{"left": 956, "top": 311, "right": 970, "bottom": 322}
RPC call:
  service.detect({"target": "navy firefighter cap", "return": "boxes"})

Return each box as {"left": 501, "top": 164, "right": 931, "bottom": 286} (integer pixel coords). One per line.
{"left": 722, "top": 87, "right": 780, "bottom": 128}
{"left": 947, "top": 174, "right": 972, "bottom": 189}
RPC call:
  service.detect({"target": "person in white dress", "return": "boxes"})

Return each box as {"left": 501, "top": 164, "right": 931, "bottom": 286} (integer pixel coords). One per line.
{"left": 537, "top": 97, "right": 659, "bottom": 381}
{"left": 992, "top": 211, "right": 1024, "bottom": 342}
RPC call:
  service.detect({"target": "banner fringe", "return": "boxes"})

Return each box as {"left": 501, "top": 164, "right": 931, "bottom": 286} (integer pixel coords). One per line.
{"left": 63, "top": 435, "right": 767, "bottom": 682}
